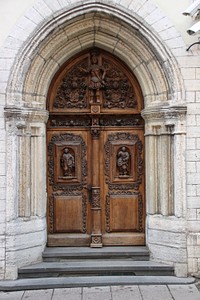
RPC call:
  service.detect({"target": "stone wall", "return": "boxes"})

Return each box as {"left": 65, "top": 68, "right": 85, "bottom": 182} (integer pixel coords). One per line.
{"left": 0, "top": 0, "right": 199, "bottom": 279}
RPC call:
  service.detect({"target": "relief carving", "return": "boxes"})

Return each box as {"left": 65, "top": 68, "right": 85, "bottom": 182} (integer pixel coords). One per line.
{"left": 105, "top": 132, "right": 143, "bottom": 189}
{"left": 53, "top": 59, "right": 88, "bottom": 109}
{"left": 117, "top": 146, "right": 130, "bottom": 177}
{"left": 48, "top": 133, "right": 87, "bottom": 190}
{"left": 91, "top": 188, "right": 100, "bottom": 208}
{"left": 102, "top": 59, "right": 137, "bottom": 109}
{"left": 79, "top": 49, "right": 107, "bottom": 104}
{"left": 60, "top": 147, "right": 75, "bottom": 177}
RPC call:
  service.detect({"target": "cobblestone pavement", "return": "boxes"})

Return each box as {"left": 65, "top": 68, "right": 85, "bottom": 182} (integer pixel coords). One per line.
{"left": 0, "top": 285, "right": 200, "bottom": 300}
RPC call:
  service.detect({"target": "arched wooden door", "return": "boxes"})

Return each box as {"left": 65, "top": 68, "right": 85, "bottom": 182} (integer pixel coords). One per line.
{"left": 47, "top": 48, "right": 145, "bottom": 247}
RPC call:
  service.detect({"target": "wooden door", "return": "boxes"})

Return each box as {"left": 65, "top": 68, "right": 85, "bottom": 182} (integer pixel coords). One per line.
{"left": 47, "top": 48, "right": 145, "bottom": 247}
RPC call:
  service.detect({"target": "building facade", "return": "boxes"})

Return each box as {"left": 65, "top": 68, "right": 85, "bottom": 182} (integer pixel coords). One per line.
{"left": 0, "top": 0, "right": 200, "bottom": 280}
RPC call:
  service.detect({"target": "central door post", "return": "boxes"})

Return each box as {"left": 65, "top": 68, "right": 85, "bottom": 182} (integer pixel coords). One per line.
{"left": 90, "top": 115, "right": 102, "bottom": 247}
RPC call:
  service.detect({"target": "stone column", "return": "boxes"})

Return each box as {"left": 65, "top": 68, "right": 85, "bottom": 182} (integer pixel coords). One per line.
{"left": 4, "top": 107, "right": 49, "bottom": 279}
{"left": 142, "top": 104, "right": 188, "bottom": 277}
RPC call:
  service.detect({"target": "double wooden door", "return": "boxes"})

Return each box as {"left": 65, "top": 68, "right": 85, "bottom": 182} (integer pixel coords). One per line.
{"left": 47, "top": 48, "right": 145, "bottom": 247}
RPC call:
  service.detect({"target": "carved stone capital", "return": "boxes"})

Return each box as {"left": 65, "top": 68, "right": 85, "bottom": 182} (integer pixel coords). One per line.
{"left": 141, "top": 105, "right": 187, "bottom": 121}
{"left": 4, "top": 106, "right": 49, "bottom": 124}
{"left": 141, "top": 104, "right": 187, "bottom": 135}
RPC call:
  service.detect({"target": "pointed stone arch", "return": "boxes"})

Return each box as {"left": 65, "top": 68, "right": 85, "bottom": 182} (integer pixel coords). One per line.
{"left": 1, "top": 0, "right": 187, "bottom": 279}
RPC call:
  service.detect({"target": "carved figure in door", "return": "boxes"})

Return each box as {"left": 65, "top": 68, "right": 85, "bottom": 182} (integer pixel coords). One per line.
{"left": 60, "top": 148, "right": 75, "bottom": 177}
{"left": 117, "top": 146, "right": 130, "bottom": 176}
{"left": 79, "top": 50, "right": 107, "bottom": 103}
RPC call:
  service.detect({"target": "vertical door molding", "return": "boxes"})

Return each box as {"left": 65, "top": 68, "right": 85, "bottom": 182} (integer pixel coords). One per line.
{"left": 142, "top": 105, "right": 187, "bottom": 218}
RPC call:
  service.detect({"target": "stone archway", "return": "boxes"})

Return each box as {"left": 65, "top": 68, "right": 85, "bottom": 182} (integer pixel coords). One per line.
{"left": 2, "top": 0, "right": 187, "bottom": 279}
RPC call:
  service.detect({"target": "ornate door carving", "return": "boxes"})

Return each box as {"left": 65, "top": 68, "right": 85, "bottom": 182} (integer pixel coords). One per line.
{"left": 47, "top": 48, "right": 145, "bottom": 246}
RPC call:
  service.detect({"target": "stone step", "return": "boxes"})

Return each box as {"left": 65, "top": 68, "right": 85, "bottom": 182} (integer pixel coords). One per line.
{"left": 0, "top": 276, "right": 195, "bottom": 292}
{"left": 18, "top": 260, "right": 174, "bottom": 278}
{"left": 43, "top": 246, "right": 150, "bottom": 261}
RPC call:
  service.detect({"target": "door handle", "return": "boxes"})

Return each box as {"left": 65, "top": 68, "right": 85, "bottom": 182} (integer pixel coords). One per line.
{"left": 87, "top": 184, "right": 92, "bottom": 203}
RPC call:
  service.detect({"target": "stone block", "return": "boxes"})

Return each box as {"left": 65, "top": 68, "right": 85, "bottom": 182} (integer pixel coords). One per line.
{"left": 0, "top": 189, "right": 6, "bottom": 200}
{"left": 185, "top": 80, "right": 200, "bottom": 91}
{"left": 144, "top": 7, "right": 165, "bottom": 25}
{"left": 188, "top": 173, "right": 200, "bottom": 184}
{"left": 148, "top": 229, "right": 186, "bottom": 248}
{"left": 149, "top": 243, "right": 187, "bottom": 263}
{"left": 148, "top": 215, "right": 186, "bottom": 233}
{"left": 188, "top": 258, "right": 198, "bottom": 273}
{"left": 187, "top": 209, "right": 197, "bottom": 221}
{"left": 188, "top": 220, "right": 200, "bottom": 232}
{"left": 165, "top": 37, "right": 185, "bottom": 49}
{"left": 6, "top": 230, "right": 46, "bottom": 251}
{"left": 177, "top": 56, "right": 200, "bottom": 68}
{"left": 187, "top": 197, "right": 200, "bottom": 209}
{"left": 181, "top": 68, "right": 196, "bottom": 80}
{"left": 174, "top": 263, "right": 188, "bottom": 277}
{"left": 137, "top": 0, "right": 155, "bottom": 19}
{"left": 43, "top": 0, "right": 62, "bottom": 12}
{"left": 24, "top": 7, "right": 45, "bottom": 25}
{"left": 186, "top": 91, "right": 196, "bottom": 103}
{"left": 186, "top": 162, "right": 196, "bottom": 172}
{"left": 196, "top": 91, "right": 200, "bottom": 102}
{"left": 33, "top": 1, "right": 53, "bottom": 19}
{"left": 187, "top": 150, "right": 200, "bottom": 162}
{"left": 6, "top": 244, "right": 44, "bottom": 269}
{"left": 188, "top": 245, "right": 200, "bottom": 258}
{"left": 187, "top": 115, "right": 196, "bottom": 126}
{"left": 187, "top": 184, "right": 197, "bottom": 196}
{"left": 187, "top": 138, "right": 196, "bottom": 151}
{"left": 6, "top": 217, "right": 46, "bottom": 235}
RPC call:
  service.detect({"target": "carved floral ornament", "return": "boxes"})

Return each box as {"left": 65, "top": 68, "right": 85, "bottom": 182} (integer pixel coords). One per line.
{"left": 50, "top": 49, "right": 140, "bottom": 112}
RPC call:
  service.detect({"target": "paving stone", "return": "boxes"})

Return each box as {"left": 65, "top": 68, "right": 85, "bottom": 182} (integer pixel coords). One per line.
{"left": 52, "top": 288, "right": 82, "bottom": 300}
{"left": 111, "top": 285, "right": 142, "bottom": 300}
{"left": 139, "top": 285, "right": 173, "bottom": 300}
{"left": 168, "top": 284, "right": 200, "bottom": 300}
{"left": 83, "top": 286, "right": 112, "bottom": 300}
{"left": 22, "top": 289, "right": 53, "bottom": 300}
{"left": 0, "top": 291, "right": 24, "bottom": 300}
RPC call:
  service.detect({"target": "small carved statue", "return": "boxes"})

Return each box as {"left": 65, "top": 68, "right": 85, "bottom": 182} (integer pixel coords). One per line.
{"left": 79, "top": 50, "right": 107, "bottom": 103}
{"left": 60, "top": 147, "right": 75, "bottom": 177}
{"left": 117, "top": 146, "right": 130, "bottom": 176}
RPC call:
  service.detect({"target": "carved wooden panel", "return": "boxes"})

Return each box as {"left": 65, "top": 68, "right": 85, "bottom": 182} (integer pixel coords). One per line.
{"left": 47, "top": 48, "right": 145, "bottom": 247}
{"left": 105, "top": 132, "right": 143, "bottom": 190}
{"left": 48, "top": 48, "right": 143, "bottom": 114}
{"left": 52, "top": 194, "right": 86, "bottom": 233}
{"left": 48, "top": 133, "right": 87, "bottom": 191}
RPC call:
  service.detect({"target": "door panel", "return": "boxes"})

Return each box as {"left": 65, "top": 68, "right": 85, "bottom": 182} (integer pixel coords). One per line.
{"left": 101, "top": 128, "right": 145, "bottom": 245}
{"left": 47, "top": 129, "right": 91, "bottom": 246}
{"left": 47, "top": 48, "right": 145, "bottom": 247}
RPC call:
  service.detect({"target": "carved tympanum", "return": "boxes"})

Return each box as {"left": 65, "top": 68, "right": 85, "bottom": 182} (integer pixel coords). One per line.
{"left": 52, "top": 48, "right": 138, "bottom": 111}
